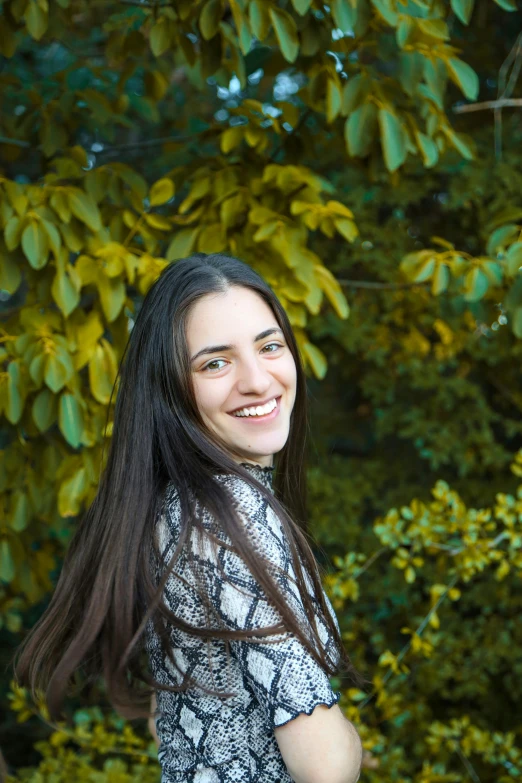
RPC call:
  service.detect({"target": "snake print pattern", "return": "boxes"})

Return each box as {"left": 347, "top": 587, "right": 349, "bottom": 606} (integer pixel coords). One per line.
{"left": 145, "top": 462, "right": 341, "bottom": 782}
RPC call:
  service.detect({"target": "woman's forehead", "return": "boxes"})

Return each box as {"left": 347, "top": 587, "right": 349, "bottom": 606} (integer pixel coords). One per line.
{"left": 186, "top": 288, "right": 276, "bottom": 344}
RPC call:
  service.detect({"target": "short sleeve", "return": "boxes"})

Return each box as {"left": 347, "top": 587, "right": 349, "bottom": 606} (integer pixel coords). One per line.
{"left": 192, "top": 477, "right": 341, "bottom": 729}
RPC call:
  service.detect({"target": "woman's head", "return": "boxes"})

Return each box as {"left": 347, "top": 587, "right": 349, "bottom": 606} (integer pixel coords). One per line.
{"left": 126, "top": 252, "right": 304, "bottom": 478}
{"left": 186, "top": 283, "right": 297, "bottom": 468}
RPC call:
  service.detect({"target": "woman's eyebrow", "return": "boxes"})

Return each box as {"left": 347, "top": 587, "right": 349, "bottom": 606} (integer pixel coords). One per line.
{"left": 190, "top": 327, "right": 284, "bottom": 363}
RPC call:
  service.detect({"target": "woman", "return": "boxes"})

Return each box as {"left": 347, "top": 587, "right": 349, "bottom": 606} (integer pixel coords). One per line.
{"left": 14, "top": 253, "right": 365, "bottom": 783}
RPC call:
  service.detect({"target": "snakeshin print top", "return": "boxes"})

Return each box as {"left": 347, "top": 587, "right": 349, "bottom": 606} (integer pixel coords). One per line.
{"left": 145, "top": 462, "right": 341, "bottom": 783}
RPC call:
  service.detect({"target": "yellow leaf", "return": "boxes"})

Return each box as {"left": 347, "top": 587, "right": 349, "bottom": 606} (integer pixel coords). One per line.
{"left": 197, "top": 223, "right": 227, "bottom": 253}
{"left": 221, "top": 126, "right": 244, "bottom": 154}
{"left": 145, "top": 213, "right": 172, "bottom": 230}
{"left": 334, "top": 218, "right": 358, "bottom": 242}
{"left": 315, "top": 265, "right": 350, "bottom": 319}
{"left": 58, "top": 468, "right": 87, "bottom": 517}
{"left": 166, "top": 227, "right": 201, "bottom": 261}
{"left": 73, "top": 312, "right": 106, "bottom": 370}
{"left": 150, "top": 18, "right": 170, "bottom": 57}
{"left": 24, "top": 0, "right": 48, "bottom": 40}
{"left": 67, "top": 188, "right": 102, "bottom": 232}
{"left": 149, "top": 178, "right": 175, "bottom": 206}
{"left": 302, "top": 341, "right": 327, "bottom": 379}
{"left": 89, "top": 339, "right": 118, "bottom": 404}
{"left": 97, "top": 275, "right": 126, "bottom": 322}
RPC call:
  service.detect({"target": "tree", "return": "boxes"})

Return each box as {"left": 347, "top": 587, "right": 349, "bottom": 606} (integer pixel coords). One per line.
{"left": 1, "top": 0, "right": 522, "bottom": 780}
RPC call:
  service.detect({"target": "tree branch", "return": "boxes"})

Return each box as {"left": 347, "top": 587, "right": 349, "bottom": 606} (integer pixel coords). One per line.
{"left": 119, "top": 0, "right": 172, "bottom": 7}
{"left": 337, "top": 279, "right": 430, "bottom": 290}
{"left": 453, "top": 97, "right": 522, "bottom": 114}
{"left": 96, "top": 131, "right": 207, "bottom": 153}
{"left": 0, "top": 136, "right": 31, "bottom": 149}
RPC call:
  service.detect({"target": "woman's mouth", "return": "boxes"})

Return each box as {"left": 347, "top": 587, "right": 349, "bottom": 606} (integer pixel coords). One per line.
{"left": 228, "top": 396, "right": 282, "bottom": 423}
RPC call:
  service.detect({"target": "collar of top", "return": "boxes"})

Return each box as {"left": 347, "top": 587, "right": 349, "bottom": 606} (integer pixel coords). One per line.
{"left": 239, "top": 461, "right": 275, "bottom": 491}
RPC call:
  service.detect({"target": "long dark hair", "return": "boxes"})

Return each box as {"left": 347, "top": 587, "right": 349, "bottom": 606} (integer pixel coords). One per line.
{"left": 13, "top": 252, "right": 366, "bottom": 721}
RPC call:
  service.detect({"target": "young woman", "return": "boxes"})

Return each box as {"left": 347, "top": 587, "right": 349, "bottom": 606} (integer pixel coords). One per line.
{"left": 14, "top": 253, "right": 365, "bottom": 783}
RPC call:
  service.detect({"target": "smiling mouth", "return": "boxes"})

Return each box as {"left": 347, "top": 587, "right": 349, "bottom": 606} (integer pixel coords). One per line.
{"left": 228, "top": 396, "right": 282, "bottom": 419}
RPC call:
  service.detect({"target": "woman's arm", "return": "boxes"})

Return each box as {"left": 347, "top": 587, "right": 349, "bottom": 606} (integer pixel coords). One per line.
{"left": 275, "top": 703, "right": 362, "bottom": 783}
{"left": 148, "top": 692, "right": 160, "bottom": 748}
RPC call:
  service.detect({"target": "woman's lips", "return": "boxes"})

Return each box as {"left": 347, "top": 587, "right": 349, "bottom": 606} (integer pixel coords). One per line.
{"left": 228, "top": 396, "right": 281, "bottom": 422}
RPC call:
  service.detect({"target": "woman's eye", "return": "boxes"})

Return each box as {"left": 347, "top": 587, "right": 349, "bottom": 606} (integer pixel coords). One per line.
{"left": 203, "top": 359, "right": 227, "bottom": 372}
{"left": 262, "top": 342, "right": 283, "bottom": 353}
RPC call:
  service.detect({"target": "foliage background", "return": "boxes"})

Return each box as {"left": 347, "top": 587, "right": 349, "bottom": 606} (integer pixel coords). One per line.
{"left": 1, "top": 0, "right": 522, "bottom": 781}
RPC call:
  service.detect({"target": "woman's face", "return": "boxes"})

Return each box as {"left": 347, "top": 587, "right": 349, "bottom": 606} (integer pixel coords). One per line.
{"left": 186, "top": 286, "right": 297, "bottom": 468}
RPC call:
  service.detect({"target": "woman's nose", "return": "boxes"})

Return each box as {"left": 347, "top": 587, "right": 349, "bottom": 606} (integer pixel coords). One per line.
{"left": 236, "top": 355, "right": 272, "bottom": 393}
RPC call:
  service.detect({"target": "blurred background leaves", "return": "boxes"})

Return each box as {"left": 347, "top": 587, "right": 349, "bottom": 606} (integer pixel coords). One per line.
{"left": 1, "top": 0, "right": 522, "bottom": 780}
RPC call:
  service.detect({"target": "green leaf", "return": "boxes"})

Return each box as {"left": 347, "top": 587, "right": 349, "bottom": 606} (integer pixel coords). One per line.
{"left": 326, "top": 78, "right": 342, "bottom": 124}
{"left": 6, "top": 361, "right": 23, "bottom": 424}
{"left": 481, "top": 260, "right": 503, "bottom": 286}
{"left": 487, "top": 225, "right": 518, "bottom": 255}
{"left": 432, "top": 263, "right": 449, "bottom": 295}
{"left": 396, "top": 17, "right": 414, "bottom": 49}
{"left": 371, "top": 0, "right": 398, "bottom": 25}
{"left": 413, "top": 256, "right": 436, "bottom": 282}
{"left": 345, "top": 103, "right": 377, "bottom": 157}
{"left": 67, "top": 188, "right": 102, "bottom": 232}
{"left": 493, "top": 0, "right": 517, "bottom": 10}
{"left": 0, "top": 540, "right": 15, "bottom": 583}
{"left": 32, "top": 388, "right": 57, "bottom": 432}
{"left": 512, "top": 307, "right": 522, "bottom": 339}
{"left": 21, "top": 220, "right": 49, "bottom": 270}
{"left": 291, "top": 0, "right": 313, "bottom": 14}
{"left": 446, "top": 57, "right": 479, "bottom": 100}
{"left": 4, "top": 216, "right": 23, "bottom": 251}
{"left": 44, "top": 353, "right": 71, "bottom": 393}
{"left": 269, "top": 7, "right": 299, "bottom": 63}
{"left": 399, "top": 51, "right": 424, "bottom": 97}
{"left": 378, "top": 109, "right": 408, "bottom": 172}
{"left": 415, "top": 131, "right": 439, "bottom": 168}
{"left": 443, "top": 126, "right": 474, "bottom": 160}
{"left": 24, "top": 0, "right": 48, "bottom": 40}
{"left": 200, "top": 0, "right": 222, "bottom": 40}
{"left": 51, "top": 270, "right": 80, "bottom": 317}
{"left": 59, "top": 393, "right": 84, "bottom": 449}
{"left": 303, "top": 341, "right": 327, "bottom": 379}
{"left": 450, "top": 0, "right": 475, "bottom": 24}
{"left": 341, "top": 74, "right": 368, "bottom": 115}
{"left": 505, "top": 242, "right": 522, "bottom": 276}
{"left": 149, "top": 178, "right": 175, "bottom": 206}
{"left": 0, "top": 251, "right": 22, "bottom": 294}
{"left": 11, "top": 492, "right": 29, "bottom": 532}
{"left": 150, "top": 19, "right": 170, "bottom": 57}
{"left": 249, "top": 0, "right": 271, "bottom": 40}
{"left": 29, "top": 353, "right": 46, "bottom": 387}
{"left": 331, "top": 0, "right": 356, "bottom": 31}
{"left": 464, "top": 267, "right": 489, "bottom": 301}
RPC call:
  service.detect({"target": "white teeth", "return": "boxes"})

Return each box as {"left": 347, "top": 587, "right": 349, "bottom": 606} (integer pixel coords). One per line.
{"left": 233, "top": 398, "right": 278, "bottom": 417}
